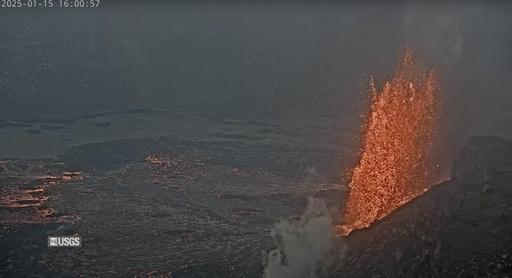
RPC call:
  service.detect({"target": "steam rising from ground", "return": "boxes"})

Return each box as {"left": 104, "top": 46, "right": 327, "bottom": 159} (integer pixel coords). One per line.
{"left": 262, "top": 198, "right": 345, "bottom": 278}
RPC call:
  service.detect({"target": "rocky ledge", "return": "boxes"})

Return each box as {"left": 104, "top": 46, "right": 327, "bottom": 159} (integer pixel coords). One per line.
{"left": 336, "top": 136, "right": 512, "bottom": 277}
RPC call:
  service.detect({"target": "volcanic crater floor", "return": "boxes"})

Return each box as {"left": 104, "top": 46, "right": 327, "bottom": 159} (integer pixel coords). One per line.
{"left": 1, "top": 109, "right": 512, "bottom": 278}
{"left": 0, "top": 109, "right": 351, "bottom": 278}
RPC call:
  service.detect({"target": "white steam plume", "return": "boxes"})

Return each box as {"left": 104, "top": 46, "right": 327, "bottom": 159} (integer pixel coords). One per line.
{"left": 262, "top": 197, "right": 346, "bottom": 278}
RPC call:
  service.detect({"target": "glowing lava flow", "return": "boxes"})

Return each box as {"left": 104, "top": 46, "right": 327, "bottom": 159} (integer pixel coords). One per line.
{"left": 338, "top": 47, "right": 440, "bottom": 236}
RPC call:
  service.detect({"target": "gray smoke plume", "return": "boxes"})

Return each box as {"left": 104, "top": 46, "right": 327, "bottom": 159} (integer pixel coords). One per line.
{"left": 401, "top": 1, "right": 512, "bottom": 179}
{"left": 262, "top": 198, "right": 346, "bottom": 278}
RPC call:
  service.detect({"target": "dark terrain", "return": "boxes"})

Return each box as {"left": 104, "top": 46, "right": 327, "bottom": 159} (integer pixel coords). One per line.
{"left": 336, "top": 136, "right": 512, "bottom": 278}
{"left": 1, "top": 107, "right": 512, "bottom": 277}
{"left": 0, "top": 109, "right": 351, "bottom": 278}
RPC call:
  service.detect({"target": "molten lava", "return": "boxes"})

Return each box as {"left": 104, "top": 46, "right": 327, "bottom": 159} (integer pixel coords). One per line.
{"left": 338, "top": 47, "right": 440, "bottom": 236}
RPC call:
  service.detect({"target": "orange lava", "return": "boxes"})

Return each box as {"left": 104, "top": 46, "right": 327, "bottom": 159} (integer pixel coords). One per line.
{"left": 338, "top": 47, "right": 440, "bottom": 236}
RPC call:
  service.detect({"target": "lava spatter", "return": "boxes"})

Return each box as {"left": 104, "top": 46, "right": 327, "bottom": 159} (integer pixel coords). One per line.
{"left": 339, "top": 47, "right": 440, "bottom": 236}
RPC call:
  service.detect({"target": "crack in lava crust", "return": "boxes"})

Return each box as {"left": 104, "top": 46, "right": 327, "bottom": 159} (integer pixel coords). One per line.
{"left": 338, "top": 47, "right": 440, "bottom": 236}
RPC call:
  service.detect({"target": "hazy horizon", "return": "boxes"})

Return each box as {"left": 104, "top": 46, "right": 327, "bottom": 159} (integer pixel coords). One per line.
{"left": 1, "top": 1, "right": 511, "bottom": 165}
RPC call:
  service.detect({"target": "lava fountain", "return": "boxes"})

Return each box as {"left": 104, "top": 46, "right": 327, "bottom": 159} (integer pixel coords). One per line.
{"left": 338, "top": 47, "right": 440, "bottom": 236}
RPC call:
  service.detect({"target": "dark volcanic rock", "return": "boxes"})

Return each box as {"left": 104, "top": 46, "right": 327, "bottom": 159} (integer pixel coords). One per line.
{"left": 4, "top": 133, "right": 512, "bottom": 278}
{"left": 451, "top": 136, "right": 512, "bottom": 181}
{"left": 334, "top": 136, "right": 512, "bottom": 278}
